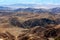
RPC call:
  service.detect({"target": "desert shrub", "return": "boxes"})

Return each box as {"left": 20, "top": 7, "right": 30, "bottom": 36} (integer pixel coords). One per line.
{"left": 44, "top": 28, "right": 57, "bottom": 38}
{"left": 9, "top": 17, "right": 24, "bottom": 28}
{"left": 56, "top": 18, "right": 60, "bottom": 24}
{"left": 39, "top": 18, "right": 56, "bottom": 27}
{"left": 23, "top": 18, "right": 57, "bottom": 28}
{"left": 55, "top": 36, "right": 60, "bottom": 40}
{"left": 9, "top": 18, "right": 57, "bottom": 28}
{"left": 23, "top": 19, "right": 40, "bottom": 28}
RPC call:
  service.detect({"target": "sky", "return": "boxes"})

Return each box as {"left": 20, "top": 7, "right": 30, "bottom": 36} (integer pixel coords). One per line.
{"left": 0, "top": 0, "right": 60, "bottom": 5}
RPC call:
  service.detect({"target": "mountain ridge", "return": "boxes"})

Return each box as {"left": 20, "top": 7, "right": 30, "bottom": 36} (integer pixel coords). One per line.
{"left": 0, "top": 4, "right": 60, "bottom": 14}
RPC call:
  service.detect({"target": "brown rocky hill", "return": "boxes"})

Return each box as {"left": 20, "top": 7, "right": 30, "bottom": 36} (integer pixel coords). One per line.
{"left": 0, "top": 12, "right": 60, "bottom": 40}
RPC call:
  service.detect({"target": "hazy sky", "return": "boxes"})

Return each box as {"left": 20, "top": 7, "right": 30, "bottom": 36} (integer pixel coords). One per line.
{"left": 0, "top": 0, "right": 60, "bottom": 5}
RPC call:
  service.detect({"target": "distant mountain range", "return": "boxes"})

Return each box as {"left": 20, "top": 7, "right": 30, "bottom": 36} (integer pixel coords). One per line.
{"left": 0, "top": 4, "right": 60, "bottom": 14}
{"left": 14, "top": 7, "right": 60, "bottom": 14}
{"left": 14, "top": 8, "right": 48, "bottom": 13}
{"left": 0, "top": 6, "right": 14, "bottom": 12}
{"left": 50, "top": 7, "right": 60, "bottom": 14}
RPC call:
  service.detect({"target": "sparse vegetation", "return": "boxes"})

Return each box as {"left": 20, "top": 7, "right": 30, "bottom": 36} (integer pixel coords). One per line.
{"left": 0, "top": 11, "right": 60, "bottom": 40}
{"left": 55, "top": 36, "right": 60, "bottom": 40}
{"left": 44, "top": 28, "right": 57, "bottom": 38}
{"left": 9, "top": 17, "right": 24, "bottom": 28}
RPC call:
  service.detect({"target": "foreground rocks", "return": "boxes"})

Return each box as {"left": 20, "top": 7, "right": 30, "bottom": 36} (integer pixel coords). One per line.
{"left": 17, "top": 26, "right": 60, "bottom": 40}
{"left": 0, "top": 31, "right": 15, "bottom": 40}
{"left": 0, "top": 26, "right": 60, "bottom": 40}
{"left": 0, "top": 17, "right": 59, "bottom": 40}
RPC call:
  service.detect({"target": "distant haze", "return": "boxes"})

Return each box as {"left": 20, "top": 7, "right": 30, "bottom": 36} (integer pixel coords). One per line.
{"left": 0, "top": 0, "right": 60, "bottom": 6}
{"left": 0, "top": 0, "right": 60, "bottom": 9}
{"left": 4, "top": 4, "right": 60, "bottom": 9}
